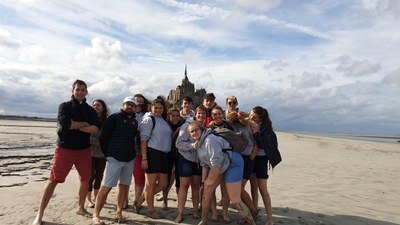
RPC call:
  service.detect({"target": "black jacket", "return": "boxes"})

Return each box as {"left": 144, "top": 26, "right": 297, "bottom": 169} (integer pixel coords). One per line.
{"left": 253, "top": 125, "right": 282, "bottom": 168}
{"left": 57, "top": 96, "right": 100, "bottom": 150}
{"left": 100, "top": 110, "right": 138, "bottom": 162}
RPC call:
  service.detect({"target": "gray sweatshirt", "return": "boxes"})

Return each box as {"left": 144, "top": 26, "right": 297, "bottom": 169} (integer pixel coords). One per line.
{"left": 231, "top": 123, "right": 255, "bottom": 156}
{"left": 139, "top": 112, "right": 172, "bottom": 153}
{"left": 197, "top": 129, "right": 231, "bottom": 174}
{"left": 176, "top": 121, "right": 199, "bottom": 162}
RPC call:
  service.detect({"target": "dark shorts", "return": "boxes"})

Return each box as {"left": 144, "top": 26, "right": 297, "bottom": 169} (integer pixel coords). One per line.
{"left": 50, "top": 146, "right": 92, "bottom": 183}
{"left": 146, "top": 147, "right": 168, "bottom": 174}
{"left": 242, "top": 155, "right": 255, "bottom": 180}
{"left": 253, "top": 155, "right": 269, "bottom": 179}
{"left": 177, "top": 153, "right": 202, "bottom": 177}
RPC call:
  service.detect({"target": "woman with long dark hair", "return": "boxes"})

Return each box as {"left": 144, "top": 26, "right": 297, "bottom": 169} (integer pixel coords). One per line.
{"left": 249, "top": 106, "right": 281, "bottom": 225}
{"left": 86, "top": 99, "right": 109, "bottom": 208}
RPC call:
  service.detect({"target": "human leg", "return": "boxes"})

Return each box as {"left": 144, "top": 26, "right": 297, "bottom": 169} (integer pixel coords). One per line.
{"left": 133, "top": 155, "right": 145, "bottom": 211}
{"left": 117, "top": 184, "right": 129, "bottom": 221}
{"left": 226, "top": 181, "right": 255, "bottom": 225}
{"left": 175, "top": 176, "right": 191, "bottom": 223}
{"left": 77, "top": 180, "right": 90, "bottom": 215}
{"left": 220, "top": 181, "right": 231, "bottom": 222}
{"left": 258, "top": 179, "right": 273, "bottom": 224}
{"left": 33, "top": 147, "right": 75, "bottom": 224}
{"left": 250, "top": 174, "right": 258, "bottom": 209}
{"left": 32, "top": 181, "right": 58, "bottom": 225}
{"left": 92, "top": 187, "right": 112, "bottom": 225}
{"left": 199, "top": 176, "right": 221, "bottom": 225}
{"left": 191, "top": 175, "right": 201, "bottom": 218}
{"left": 145, "top": 173, "right": 160, "bottom": 213}
{"left": 241, "top": 179, "right": 258, "bottom": 218}
{"left": 75, "top": 150, "right": 92, "bottom": 215}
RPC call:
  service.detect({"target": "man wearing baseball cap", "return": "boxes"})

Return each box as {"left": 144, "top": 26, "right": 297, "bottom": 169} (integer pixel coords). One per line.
{"left": 92, "top": 96, "right": 138, "bottom": 224}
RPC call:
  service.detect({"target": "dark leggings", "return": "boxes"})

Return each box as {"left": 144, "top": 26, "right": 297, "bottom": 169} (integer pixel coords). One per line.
{"left": 167, "top": 151, "right": 180, "bottom": 189}
{"left": 89, "top": 157, "right": 107, "bottom": 191}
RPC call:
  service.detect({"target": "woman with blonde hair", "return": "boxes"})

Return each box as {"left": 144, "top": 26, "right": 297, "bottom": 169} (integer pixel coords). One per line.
{"left": 226, "top": 111, "right": 259, "bottom": 221}
{"left": 188, "top": 121, "right": 256, "bottom": 225}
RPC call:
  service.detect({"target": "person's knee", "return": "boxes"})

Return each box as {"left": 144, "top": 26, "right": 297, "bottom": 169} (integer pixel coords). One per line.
{"left": 180, "top": 181, "right": 190, "bottom": 190}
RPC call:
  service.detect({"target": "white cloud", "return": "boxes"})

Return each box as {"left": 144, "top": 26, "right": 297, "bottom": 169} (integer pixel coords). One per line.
{"left": 291, "top": 72, "right": 332, "bottom": 89}
{"left": 382, "top": 68, "right": 400, "bottom": 86}
{"left": 0, "top": 1, "right": 399, "bottom": 135}
{"left": 335, "top": 55, "right": 381, "bottom": 77}
{"left": 19, "top": 45, "right": 45, "bottom": 62}
{"left": 0, "top": 28, "right": 20, "bottom": 48}
{"left": 75, "top": 37, "right": 130, "bottom": 70}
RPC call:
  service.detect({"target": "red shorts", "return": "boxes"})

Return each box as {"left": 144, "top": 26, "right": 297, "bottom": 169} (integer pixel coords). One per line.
{"left": 133, "top": 155, "right": 145, "bottom": 186}
{"left": 49, "top": 146, "right": 92, "bottom": 183}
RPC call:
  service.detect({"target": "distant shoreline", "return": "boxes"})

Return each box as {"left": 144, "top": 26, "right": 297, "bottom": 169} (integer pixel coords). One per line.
{"left": 0, "top": 115, "right": 57, "bottom": 122}
{"left": 1, "top": 115, "right": 398, "bottom": 143}
{"left": 286, "top": 131, "right": 400, "bottom": 143}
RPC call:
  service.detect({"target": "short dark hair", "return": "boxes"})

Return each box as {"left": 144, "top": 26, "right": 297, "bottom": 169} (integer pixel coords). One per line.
{"left": 72, "top": 79, "right": 87, "bottom": 90}
{"left": 203, "top": 92, "right": 216, "bottom": 101}
{"left": 181, "top": 96, "right": 193, "bottom": 104}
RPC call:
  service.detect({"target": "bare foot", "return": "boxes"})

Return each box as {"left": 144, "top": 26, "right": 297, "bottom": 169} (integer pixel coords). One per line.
{"left": 198, "top": 220, "right": 208, "bottom": 225}
{"left": 175, "top": 213, "right": 183, "bottom": 223}
{"left": 76, "top": 208, "right": 91, "bottom": 217}
{"left": 265, "top": 221, "right": 275, "bottom": 225}
{"left": 32, "top": 217, "right": 42, "bottom": 225}
{"left": 92, "top": 216, "right": 105, "bottom": 225}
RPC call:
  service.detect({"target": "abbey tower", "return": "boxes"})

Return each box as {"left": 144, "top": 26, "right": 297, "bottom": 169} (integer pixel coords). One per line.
{"left": 167, "top": 65, "right": 206, "bottom": 108}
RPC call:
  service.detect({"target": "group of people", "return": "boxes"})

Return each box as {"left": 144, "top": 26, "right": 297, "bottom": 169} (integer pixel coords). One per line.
{"left": 32, "top": 79, "right": 281, "bottom": 225}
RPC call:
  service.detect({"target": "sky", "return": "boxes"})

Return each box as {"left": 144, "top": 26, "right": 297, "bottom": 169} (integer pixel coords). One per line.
{"left": 0, "top": 0, "right": 399, "bottom": 135}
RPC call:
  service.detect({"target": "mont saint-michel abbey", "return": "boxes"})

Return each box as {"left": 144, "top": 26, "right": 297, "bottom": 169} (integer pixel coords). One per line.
{"left": 167, "top": 66, "right": 206, "bottom": 108}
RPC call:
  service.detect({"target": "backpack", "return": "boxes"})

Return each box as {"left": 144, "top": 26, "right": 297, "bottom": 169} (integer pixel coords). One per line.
{"left": 149, "top": 115, "right": 156, "bottom": 133}
{"left": 212, "top": 127, "right": 249, "bottom": 153}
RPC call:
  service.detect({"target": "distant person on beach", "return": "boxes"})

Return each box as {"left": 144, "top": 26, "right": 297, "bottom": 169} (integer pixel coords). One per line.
{"left": 92, "top": 96, "right": 138, "bottom": 225}
{"left": 32, "top": 79, "right": 101, "bottom": 225}
{"left": 86, "top": 99, "right": 110, "bottom": 208}
{"left": 249, "top": 106, "right": 282, "bottom": 225}
{"left": 188, "top": 121, "right": 256, "bottom": 225}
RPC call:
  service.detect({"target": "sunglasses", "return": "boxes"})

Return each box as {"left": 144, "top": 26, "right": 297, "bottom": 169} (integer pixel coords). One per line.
{"left": 228, "top": 101, "right": 237, "bottom": 105}
{"left": 189, "top": 128, "right": 200, "bottom": 134}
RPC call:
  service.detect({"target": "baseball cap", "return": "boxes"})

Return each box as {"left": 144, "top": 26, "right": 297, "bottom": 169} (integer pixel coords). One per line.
{"left": 123, "top": 96, "right": 137, "bottom": 105}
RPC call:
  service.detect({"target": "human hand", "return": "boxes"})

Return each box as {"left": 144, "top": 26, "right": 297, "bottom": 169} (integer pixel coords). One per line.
{"left": 141, "top": 160, "right": 148, "bottom": 170}
{"left": 249, "top": 120, "right": 259, "bottom": 133}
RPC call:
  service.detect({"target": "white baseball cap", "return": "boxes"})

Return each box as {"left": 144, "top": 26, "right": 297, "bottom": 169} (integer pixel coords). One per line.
{"left": 123, "top": 96, "right": 138, "bottom": 105}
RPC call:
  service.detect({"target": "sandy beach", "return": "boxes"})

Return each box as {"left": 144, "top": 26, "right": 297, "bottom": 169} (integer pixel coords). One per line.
{"left": 0, "top": 119, "right": 399, "bottom": 225}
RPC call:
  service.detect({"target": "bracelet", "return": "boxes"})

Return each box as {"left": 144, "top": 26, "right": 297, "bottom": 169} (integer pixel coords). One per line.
{"left": 142, "top": 159, "right": 147, "bottom": 161}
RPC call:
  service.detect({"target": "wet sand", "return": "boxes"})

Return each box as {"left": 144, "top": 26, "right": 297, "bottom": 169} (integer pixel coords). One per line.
{"left": 0, "top": 119, "right": 399, "bottom": 225}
